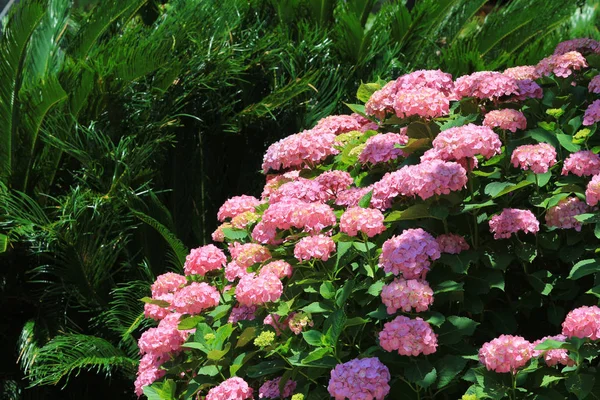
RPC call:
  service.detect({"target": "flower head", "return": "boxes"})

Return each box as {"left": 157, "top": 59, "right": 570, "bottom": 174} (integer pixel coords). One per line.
{"left": 586, "top": 174, "right": 600, "bottom": 206}
{"left": 379, "top": 316, "right": 438, "bottom": 356}
{"left": 511, "top": 143, "right": 557, "bottom": 174}
{"left": 262, "top": 129, "right": 339, "bottom": 172}
{"left": 489, "top": 208, "right": 539, "bottom": 239}
{"left": 436, "top": 233, "right": 470, "bottom": 254}
{"left": 562, "top": 305, "right": 600, "bottom": 340}
{"left": 483, "top": 109, "right": 527, "bottom": 132}
{"left": 218, "top": 195, "right": 262, "bottom": 221}
{"left": 327, "top": 357, "right": 391, "bottom": 400}
{"left": 393, "top": 88, "right": 449, "bottom": 119}
{"left": 151, "top": 273, "right": 187, "bottom": 297}
{"left": 533, "top": 335, "right": 575, "bottom": 367}
{"left": 236, "top": 272, "right": 283, "bottom": 306}
{"left": 381, "top": 278, "right": 434, "bottom": 314}
{"left": 259, "top": 378, "right": 297, "bottom": 399}
{"left": 583, "top": 99, "right": 600, "bottom": 126}
{"left": 184, "top": 245, "right": 227, "bottom": 276}
{"left": 340, "top": 207, "right": 386, "bottom": 237}
{"left": 432, "top": 124, "right": 502, "bottom": 161}
{"left": 379, "top": 228, "right": 440, "bottom": 279}
{"left": 171, "top": 282, "right": 220, "bottom": 315}
{"left": 254, "top": 331, "right": 276, "bottom": 347}
{"left": 294, "top": 234, "right": 336, "bottom": 261}
{"left": 545, "top": 197, "right": 588, "bottom": 231}
{"left": 554, "top": 38, "right": 600, "bottom": 55}
{"left": 479, "top": 335, "right": 534, "bottom": 373}
{"left": 453, "top": 71, "right": 519, "bottom": 100}
{"left": 359, "top": 132, "right": 409, "bottom": 164}
{"left": 260, "top": 260, "right": 293, "bottom": 279}
{"left": 206, "top": 377, "right": 253, "bottom": 400}
{"left": 562, "top": 150, "right": 600, "bottom": 176}
{"left": 535, "top": 51, "right": 587, "bottom": 78}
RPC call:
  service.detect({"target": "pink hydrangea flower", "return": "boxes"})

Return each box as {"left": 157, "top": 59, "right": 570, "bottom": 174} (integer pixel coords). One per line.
{"left": 259, "top": 378, "right": 297, "bottom": 399}
{"left": 535, "top": 51, "right": 588, "bottom": 78}
{"left": 171, "top": 282, "right": 220, "bottom": 315}
{"left": 583, "top": 99, "right": 600, "bottom": 126}
{"left": 365, "top": 80, "right": 400, "bottom": 120}
{"left": 262, "top": 130, "right": 339, "bottom": 172}
{"left": 231, "top": 211, "right": 260, "bottom": 229}
{"left": 511, "top": 143, "right": 557, "bottom": 174}
{"left": 230, "top": 243, "right": 272, "bottom": 268}
{"left": 359, "top": 132, "right": 409, "bottom": 164}
{"left": 251, "top": 221, "right": 279, "bottom": 245}
{"left": 436, "top": 233, "right": 470, "bottom": 254}
{"left": 327, "top": 357, "right": 391, "bottom": 400}
{"left": 260, "top": 260, "right": 293, "bottom": 280}
{"left": 294, "top": 234, "right": 336, "bottom": 261}
{"left": 533, "top": 335, "right": 575, "bottom": 367}
{"left": 453, "top": 71, "right": 519, "bottom": 100}
{"left": 379, "top": 228, "right": 440, "bottom": 279}
{"left": 381, "top": 278, "right": 434, "bottom": 314}
{"left": 545, "top": 197, "right": 588, "bottom": 231}
{"left": 339, "top": 207, "right": 386, "bottom": 237}
{"left": 134, "top": 352, "right": 168, "bottom": 396}
{"left": 212, "top": 222, "right": 231, "bottom": 242}
{"left": 184, "top": 245, "right": 227, "bottom": 276}
{"left": 269, "top": 178, "right": 331, "bottom": 204}
{"left": 225, "top": 261, "right": 248, "bottom": 282}
{"left": 503, "top": 66, "right": 539, "bottom": 80}
{"left": 512, "top": 79, "right": 543, "bottom": 101}
{"left": 261, "top": 198, "right": 336, "bottom": 233}
{"left": 479, "top": 335, "right": 534, "bottom": 373}
{"left": 589, "top": 75, "right": 600, "bottom": 93}
{"left": 217, "top": 195, "right": 262, "bottom": 221}
{"left": 144, "top": 293, "right": 173, "bottom": 321}
{"left": 151, "top": 272, "right": 187, "bottom": 297}
{"left": 206, "top": 377, "right": 253, "bottom": 400}
{"left": 315, "top": 170, "right": 353, "bottom": 195}
{"left": 138, "top": 313, "right": 190, "bottom": 355}
{"left": 393, "top": 88, "right": 450, "bottom": 119}
{"left": 314, "top": 113, "right": 375, "bottom": 136}
{"left": 562, "top": 305, "right": 600, "bottom": 340}
{"left": 562, "top": 150, "right": 600, "bottom": 176}
{"left": 264, "top": 314, "right": 290, "bottom": 336}
{"left": 379, "top": 316, "right": 438, "bottom": 356}
{"left": 335, "top": 186, "right": 373, "bottom": 208}
{"left": 554, "top": 38, "right": 600, "bottom": 55}
{"left": 483, "top": 109, "right": 527, "bottom": 132}
{"left": 235, "top": 272, "right": 283, "bottom": 306}
{"left": 228, "top": 305, "right": 257, "bottom": 323}
{"left": 262, "top": 171, "right": 300, "bottom": 200}
{"left": 288, "top": 313, "right": 314, "bottom": 335}
{"left": 586, "top": 174, "right": 600, "bottom": 206}
{"left": 432, "top": 124, "right": 502, "bottom": 160}
{"left": 404, "top": 160, "right": 468, "bottom": 201}
{"left": 489, "top": 208, "right": 540, "bottom": 239}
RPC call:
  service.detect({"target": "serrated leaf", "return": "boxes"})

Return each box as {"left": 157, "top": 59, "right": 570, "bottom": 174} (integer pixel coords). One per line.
{"left": 178, "top": 315, "right": 204, "bottom": 330}
{"left": 356, "top": 82, "right": 380, "bottom": 103}
{"left": 568, "top": 259, "right": 600, "bottom": 280}
{"left": 140, "top": 297, "right": 170, "bottom": 307}
{"left": 358, "top": 190, "right": 373, "bottom": 208}
{"left": 404, "top": 359, "right": 436, "bottom": 388}
{"left": 302, "top": 347, "right": 331, "bottom": 364}
{"left": 436, "top": 355, "right": 467, "bottom": 389}
{"left": 302, "top": 330, "right": 325, "bottom": 347}
{"left": 236, "top": 327, "right": 256, "bottom": 348}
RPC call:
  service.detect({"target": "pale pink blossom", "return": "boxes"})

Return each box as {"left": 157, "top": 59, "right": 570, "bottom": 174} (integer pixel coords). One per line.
{"left": 379, "top": 316, "right": 437, "bottom": 356}
{"left": 483, "top": 109, "right": 527, "bottom": 132}
{"left": 339, "top": 207, "right": 386, "bottom": 237}
{"left": 535, "top": 51, "right": 588, "bottom": 78}
{"left": 586, "top": 174, "right": 600, "bottom": 206}
{"left": 231, "top": 211, "right": 260, "bottom": 229}
{"left": 436, "top": 233, "right": 470, "bottom": 254}
{"left": 184, "top": 245, "right": 227, "bottom": 276}
{"left": 269, "top": 178, "right": 331, "bottom": 204}
{"left": 217, "top": 195, "right": 262, "bottom": 221}
{"left": 503, "top": 66, "right": 539, "bottom": 80}
{"left": 260, "top": 260, "right": 293, "bottom": 279}
{"left": 144, "top": 294, "right": 173, "bottom": 321}
{"left": 432, "top": 124, "right": 502, "bottom": 160}
{"left": 206, "top": 377, "right": 253, "bottom": 400}
{"left": 489, "top": 208, "right": 540, "bottom": 239}
{"left": 262, "top": 171, "right": 301, "bottom": 200}
{"left": 151, "top": 272, "right": 187, "bottom": 297}
{"left": 134, "top": 352, "right": 168, "bottom": 396}
{"left": 314, "top": 113, "right": 376, "bottom": 136}
{"left": 562, "top": 150, "right": 600, "bottom": 176}
{"left": 335, "top": 186, "right": 373, "bottom": 208}
{"left": 533, "top": 335, "right": 575, "bottom": 367}
{"left": 171, "top": 282, "right": 219, "bottom": 315}
{"left": 381, "top": 278, "right": 433, "bottom": 314}
{"left": 225, "top": 261, "right": 248, "bottom": 282}
{"left": 359, "top": 132, "right": 409, "bottom": 164}
{"left": 562, "top": 305, "right": 600, "bottom": 340}
{"left": 315, "top": 170, "right": 353, "bottom": 195}
{"left": 545, "top": 197, "right": 588, "bottom": 231}
{"left": 294, "top": 234, "right": 335, "bottom": 261}
{"left": 262, "top": 130, "right": 339, "bottom": 172}
{"left": 479, "top": 335, "right": 534, "bottom": 373}
{"left": 393, "top": 88, "right": 450, "bottom": 119}
{"left": 511, "top": 143, "right": 557, "bottom": 174}
{"left": 327, "top": 357, "right": 391, "bottom": 400}
{"left": 138, "top": 313, "right": 191, "bottom": 355}
{"left": 589, "top": 75, "right": 600, "bottom": 93}
{"left": 453, "top": 71, "right": 519, "bottom": 100}
{"left": 230, "top": 242, "right": 271, "bottom": 268}
{"left": 379, "top": 228, "right": 440, "bottom": 279}
{"left": 235, "top": 272, "right": 283, "bottom": 306}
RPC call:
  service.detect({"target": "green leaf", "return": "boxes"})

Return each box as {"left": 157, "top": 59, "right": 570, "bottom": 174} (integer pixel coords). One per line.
{"left": 197, "top": 365, "right": 220, "bottom": 377}
{"left": 246, "top": 360, "right": 285, "bottom": 378}
{"left": 335, "top": 241, "right": 354, "bottom": 270}
{"left": 325, "top": 310, "right": 347, "bottom": 344}
{"left": 178, "top": 316, "right": 204, "bottom": 330}
{"left": 568, "top": 259, "right": 600, "bottom": 280}
{"left": 345, "top": 103, "right": 366, "bottom": 116}
{"left": 540, "top": 375, "right": 564, "bottom": 387}
{"left": 437, "top": 250, "right": 479, "bottom": 274}
{"left": 358, "top": 190, "right": 373, "bottom": 208}
{"left": 356, "top": 82, "right": 380, "bottom": 103}
{"left": 385, "top": 204, "right": 436, "bottom": 222}
{"left": 486, "top": 180, "right": 533, "bottom": 199}
{"left": 144, "top": 379, "right": 176, "bottom": 400}
{"left": 438, "top": 316, "right": 479, "bottom": 345}
{"left": 236, "top": 327, "right": 256, "bottom": 348}
{"left": 0, "top": 233, "right": 6, "bottom": 253}
{"left": 434, "top": 281, "right": 464, "bottom": 294}
{"left": 525, "top": 128, "right": 560, "bottom": 148}
{"left": 140, "top": 297, "right": 170, "bottom": 308}
{"left": 586, "top": 285, "right": 600, "bottom": 298}
{"left": 404, "top": 359, "right": 437, "bottom": 389}
{"left": 301, "top": 302, "right": 332, "bottom": 314}
{"left": 565, "top": 373, "right": 595, "bottom": 400}
{"left": 336, "top": 280, "right": 355, "bottom": 308}
{"left": 556, "top": 133, "right": 580, "bottom": 152}
{"left": 436, "top": 355, "right": 467, "bottom": 389}
{"left": 367, "top": 281, "right": 384, "bottom": 296}
{"left": 222, "top": 227, "right": 249, "bottom": 241}
{"left": 534, "top": 339, "right": 574, "bottom": 352}
{"left": 303, "top": 330, "right": 325, "bottom": 347}
{"left": 302, "top": 347, "right": 331, "bottom": 364}
{"left": 319, "top": 282, "right": 336, "bottom": 299}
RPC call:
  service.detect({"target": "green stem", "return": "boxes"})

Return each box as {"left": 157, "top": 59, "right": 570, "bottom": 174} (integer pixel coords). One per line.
{"left": 511, "top": 371, "right": 518, "bottom": 400}
{"left": 467, "top": 171, "right": 479, "bottom": 249}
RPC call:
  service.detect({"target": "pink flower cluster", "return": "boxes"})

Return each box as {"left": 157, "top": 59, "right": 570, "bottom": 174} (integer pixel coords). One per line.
{"left": 294, "top": 234, "right": 336, "bottom": 261}
{"left": 171, "top": 282, "right": 220, "bottom": 315}
{"left": 489, "top": 208, "right": 539, "bottom": 239}
{"left": 554, "top": 38, "right": 600, "bottom": 55}
{"left": 545, "top": 197, "right": 588, "bottom": 231}
{"left": 583, "top": 99, "right": 600, "bottom": 126}
{"left": 379, "top": 316, "right": 437, "bottom": 356}
{"left": 264, "top": 314, "right": 290, "bottom": 336}
{"left": 535, "top": 51, "right": 587, "bottom": 78}
{"left": 512, "top": 79, "right": 543, "bottom": 101}
{"left": 562, "top": 150, "right": 600, "bottom": 176}
{"left": 211, "top": 222, "right": 231, "bottom": 242}
{"left": 453, "top": 71, "right": 519, "bottom": 100}
{"left": 231, "top": 211, "right": 260, "bottom": 229}
{"left": 511, "top": 143, "right": 557, "bottom": 174}
{"left": 315, "top": 113, "right": 377, "bottom": 135}
{"left": 436, "top": 233, "right": 470, "bottom": 254}
{"left": 262, "top": 129, "right": 339, "bottom": 172}
{"left": 586, "top": 174, "right": 600, "bottom": 206}
{"left": 590, "top": 75, "right": 600, "bottom": 93}
{"left": 135, "top": 352, "right": 168, "bottom": 396}
{"left": 359, "top": 132, "right": 409, "bottom": 164}
{"left": 260, "top": 260, "right": 293, "bottom": 279}
{"left": 206, "top": 377, "right": 253, "bottom": 400}
{"left": 258, "top": 378, "right": 297, "bottom": 399}
{"left": 479, "top": 335, "right": 534, "bottom": 373}
{"left": 184, "top": 244, "right": 226, "bottom": 276}
{"left": 228, "top": 305, "right": 257, "bottom": 323}
{"left": 315, "top": 170, "right": 353, "bottom": 195}
{"left": 379, "top": 228, "right": 440, "bottom": 279}
{"left": 533, "top": 335, "right": 575, "bottom": 367}
{"left": 230, "top": 242, "right": 271, "bottom": 268}
{"left": 262, "top": 171, "right": 300, "bottom": 199}
{"left": 259, "top": 198, "right": 336, "bottom": 235}
{"left": 327, "top": 357, "right": 391, "bottom": 400}
{"left": 503, "top": 66, "right": 539, "bottom": 81}
{"left": 562, "top": 305, "right": 600, "bottom": 340}
{"left": 393, "top": 87, "right": 449, "bottom": 119}
{"left": 235, "top": 272, "right": 283, "bottom": 306}
{"left": 217, "top": 195, "right": 262, "bottom": 221}
{"left": 145, "top": 273, "right": 187, "bottom": 320}
{"left": 335, "top": 186, "right": 372, "bottom": 208}
{"left": 288, "top": 313, "right": 314, "bottom": 335}
{"left": 138, "top": 313, "right": 191, "bottom": 356}
{"left": 365, "top": 70, "right": 453, "bottom": 119}
{"left": 483, "top": 109, "right": 527, "bottom": 132}
{"left": 269, "top": 178, "right": 331, "bottom": 204}
{"left": 381, "top": 278, "right": 433, "bottom": 314}
{"left": 432, "top": 124, "right": 502, "bottom": 161}
{"left": 339, "top": 207, "right": 385, "bottom": 237}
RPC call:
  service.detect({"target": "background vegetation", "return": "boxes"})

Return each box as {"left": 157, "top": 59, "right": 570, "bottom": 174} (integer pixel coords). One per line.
{"left": 0, "top": 0, "right": 598, "bottom": 398}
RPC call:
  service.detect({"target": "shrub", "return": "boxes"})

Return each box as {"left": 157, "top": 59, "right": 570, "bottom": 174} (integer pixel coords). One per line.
{"left": 137, "top": 39, "right": 600, "bottom": 399}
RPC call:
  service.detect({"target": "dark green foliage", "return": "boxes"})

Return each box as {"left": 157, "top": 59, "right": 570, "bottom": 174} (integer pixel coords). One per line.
{"left": 0, "top": 0, "right": 597, "bottom": 398}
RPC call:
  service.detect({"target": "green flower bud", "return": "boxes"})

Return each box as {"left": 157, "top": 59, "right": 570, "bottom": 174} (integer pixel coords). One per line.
{"left": 546, "top": 108, "right": 564, "bottom": 118}
{"left": 254, "top": 331, "right": 276, "bottom": 348}
{"left": 291, "top": 394, "right": 305, "bottom": 400}
{"left": 204, "top": 333, "right": 216, "bottom": 341}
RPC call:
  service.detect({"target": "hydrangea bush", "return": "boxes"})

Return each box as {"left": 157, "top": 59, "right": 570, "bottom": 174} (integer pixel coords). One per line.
{"left": 137, "top": 38, "right": 600, "bottom": 399}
